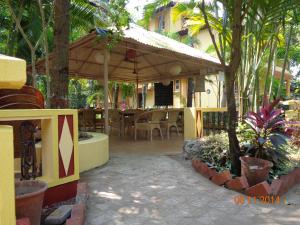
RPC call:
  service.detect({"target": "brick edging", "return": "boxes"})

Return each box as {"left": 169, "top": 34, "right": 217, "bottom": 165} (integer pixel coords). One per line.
{"left": 192, "top": 158, "right": 300, "bottom": 196}
{"left": 16, "top": 218, "right": 30, "bottom": 225}
{"left": 66, "top": 182, "right": 88, "bottom": 225}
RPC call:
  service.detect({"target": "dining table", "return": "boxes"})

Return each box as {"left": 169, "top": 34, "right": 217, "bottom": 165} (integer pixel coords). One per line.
{"left": 119, "top": 109, "right": 139, "bottom": 137}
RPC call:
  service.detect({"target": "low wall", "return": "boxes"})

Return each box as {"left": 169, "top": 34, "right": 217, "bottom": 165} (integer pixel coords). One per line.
{"left": 15, "top": 132, "right": 109, "bottom": 174}
{"left": 78, "top": 132, "right": 109, "bottom": 173}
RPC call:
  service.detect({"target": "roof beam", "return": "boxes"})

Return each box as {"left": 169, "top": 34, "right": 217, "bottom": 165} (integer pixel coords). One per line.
{"left": 141, "top": 55, "right": 164, "bottom": 78}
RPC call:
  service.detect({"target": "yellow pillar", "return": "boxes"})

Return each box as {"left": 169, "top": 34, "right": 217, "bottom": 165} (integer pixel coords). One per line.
{"left": 0, "top": 55, "right": 26, "bottom": 89}
{"left": 0, "top": 126, "right": 16, "bottom": 225}
{"left": 286, "top": 79, "right": 291, "bottom": 98}
{"left": 184, "top": 107, "right": 197, "bottom": 140}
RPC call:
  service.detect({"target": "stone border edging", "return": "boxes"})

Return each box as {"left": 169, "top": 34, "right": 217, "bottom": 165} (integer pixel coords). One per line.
{"left": 192, "top": 159, "right": 300, "bottom": 196}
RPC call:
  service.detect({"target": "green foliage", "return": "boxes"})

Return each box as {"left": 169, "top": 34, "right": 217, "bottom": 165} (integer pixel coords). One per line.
{"left": 36, "top": 75, "right": 47, "bottom": 97}
{"left": 86, "top": 83, "right": 104, "bottom": 106}
{"left": 270, "top": 141, "right": 300, "bottom": 179}
{"left": 236, "top": 122, "right": 256, "bottom": 144}
{"left": 120, "top": 83, "right": 135, "bottom": 100}
{"left": 92, "top": 0, "right": 130, "bottom": 50}
{"left": 193, "top": 132, "right": 230, "bottom": 171}
{"left": 68, "top": 79, "right": 90, "bottom": 109}
{"left": 138, "top": 0, "right": 172, "bottom": 28}
{"left": 271, "top": 79, "right": 287, "bottom": 99}
{"left": 291, "top": 78, "right": 300, "bottom": 99}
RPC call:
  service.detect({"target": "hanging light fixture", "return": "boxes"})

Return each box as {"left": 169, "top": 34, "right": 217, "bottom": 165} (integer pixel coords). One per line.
{"left": 94, "top": 51, "right": 104, "bottom": 63}
{"left": 162, "top": 79, "right": 171, "bottom": 86}
{"left": 168, "top": 63, "right": 182, "bottom": 76}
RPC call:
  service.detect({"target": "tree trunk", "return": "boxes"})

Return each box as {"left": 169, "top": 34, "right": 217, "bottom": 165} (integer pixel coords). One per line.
{"left": 263, "top": 38, "right": 275, "bottom": 99}
{"left": 277, "top": 24, "right": 293, "bottom": 98}
{"left": 200, "top": 0, "right": 242, "bottom": 174}
{"left": 269, "top": 47, "right": 277, "bottom": 99}
{"left": 226, "top": 0, "right": 243, "bottom": 175}
{"left": 225, "top": 68, "right": 241, "bottom": 175}
{"left": 31, "top": 50, "right": 36, "bottom": 87}
{"left": 50, "top": 0, "right": 70, "bottom": 108}
{"left": 38, "top": 0, "right": 51, "bottom": 108}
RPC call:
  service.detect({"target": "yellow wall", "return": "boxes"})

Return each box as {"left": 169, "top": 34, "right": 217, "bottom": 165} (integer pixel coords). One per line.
{"left": 149, "top": 6, "right": 215, "bottom": 53}
{"left": 148, "top": 6, "right": 223, "bottom": 109}
{"left": 200, "top": 75, "right": 222, "bottom": 108}
{"left": 144, "top": 80, "right": 187, "bottom": 108}
{"left": 0, "top": 109, "right": 79, "bottom": 188}
{"left": 0, "top": 126, "right": 16, "bottom": 225}
{"left": 15, "top": 132, "right": 109, "bottom": 174}
{"left": 194, "top": 30, "right": 214, "bottom": 52}
{"left": 149, "top": 8, "right": 172, "bottom": 32}
{"left": 169, "top": 7, "right": 183, "bottom": 33}
{"left": 0, "top": 55, "right": 26, "bottom": 89}
{"left": 78, "top": 133, "right": 109, "bottom": 173}
{"left": 184, "top": 107, "right": 196, "bottom": 140}
{"left": 146, "top": 86, "right": 155, "bottom": 108}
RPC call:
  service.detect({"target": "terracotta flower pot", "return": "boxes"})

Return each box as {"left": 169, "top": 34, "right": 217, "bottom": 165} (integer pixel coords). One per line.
{"left": 240, "top": 156, "right": 273, "bottom": 186}
{"left": 15, "top": 180, "right": 48, "bottom": 225}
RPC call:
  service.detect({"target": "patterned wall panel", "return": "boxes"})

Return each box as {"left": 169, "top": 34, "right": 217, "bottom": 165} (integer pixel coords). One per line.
{"left": 58, "top": 115, "right": 74, "bottom": 178}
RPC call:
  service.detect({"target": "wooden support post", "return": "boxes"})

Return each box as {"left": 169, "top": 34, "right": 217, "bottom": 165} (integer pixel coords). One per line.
{"left": 136, "top": 76, "right": 139, "bottom": 109}
{"left": 104, "top": 50, "right": 110, "bottom": 134}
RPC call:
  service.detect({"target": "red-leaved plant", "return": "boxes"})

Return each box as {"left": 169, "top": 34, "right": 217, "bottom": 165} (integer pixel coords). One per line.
{"left": 243, "top": 97, "right": 292, "bottom": 165}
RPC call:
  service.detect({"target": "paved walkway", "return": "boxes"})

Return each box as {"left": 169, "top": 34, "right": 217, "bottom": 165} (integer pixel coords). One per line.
{"left": 81, "top": 155, "right": 300, "bottom": 225}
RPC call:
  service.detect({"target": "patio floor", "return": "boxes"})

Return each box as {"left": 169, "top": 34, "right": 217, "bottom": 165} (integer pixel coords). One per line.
{"left": 81, "top": 153, "right": 300, "bottom": 225}
{"left": 109, "top": 132, "right": 184, "bottom": 156}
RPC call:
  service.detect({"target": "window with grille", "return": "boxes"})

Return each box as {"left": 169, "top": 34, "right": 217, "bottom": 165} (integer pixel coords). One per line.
{"left": 158, "top": 15, "right": 165, "bottom": 31}
{"left": 174, "top": 80, "right": 180, "bottom": 92}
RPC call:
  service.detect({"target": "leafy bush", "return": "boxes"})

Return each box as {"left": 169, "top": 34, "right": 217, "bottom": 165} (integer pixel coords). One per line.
{"left": 236, "top": 122, "right": 256, "bottom": 144}
{"left": 270, "top": 141, "right": 300, "bottom": 179}
{"left": 183, "top": 132, "right": 230, "bottom": 171}
{"left": 242, "top": 98, "right": 290, "bottom": 165}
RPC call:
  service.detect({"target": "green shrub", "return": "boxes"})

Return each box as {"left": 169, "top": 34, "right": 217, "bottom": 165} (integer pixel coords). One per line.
{"left": 270, "top": 141, "right": 300, "bottom": 179}
{"left": 193, "top": 132, "right": 230, "bottom": 171}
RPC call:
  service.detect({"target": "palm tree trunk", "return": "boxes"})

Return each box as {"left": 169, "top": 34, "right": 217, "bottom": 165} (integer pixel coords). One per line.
{"left": 38, "top": 0, "right": 51, "bottom": 107}
{"left": 200, "top": 0, "right": 242, "bottom": 175}
{"left": 50, "top": 0, "right": 70, "bottom": 108}
{"left": 268, "top": 47, "right": 277, "bottom": 99}
{"left": 226, "top": 0, "right": 243, "bottom": 175}
{"left": 277, "top": 24, "right": 293, "bottom": 98}
{"left": 225, "top": 67, "right": 241, "bottom": 175}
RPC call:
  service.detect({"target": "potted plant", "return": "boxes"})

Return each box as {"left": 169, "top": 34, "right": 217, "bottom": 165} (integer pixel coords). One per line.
{"left": 15, "top": 121, "right": 48, "bottom": 225}
{"left": 240, "top": 97, "right": 291, "bottom": 186}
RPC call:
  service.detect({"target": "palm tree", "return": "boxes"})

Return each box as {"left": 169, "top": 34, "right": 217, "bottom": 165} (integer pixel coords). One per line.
{"left": 50, "top": 0, "right": 70, "bottom": 108}
{"left": 143, "top": 0, "right": 300, "bottom": 174}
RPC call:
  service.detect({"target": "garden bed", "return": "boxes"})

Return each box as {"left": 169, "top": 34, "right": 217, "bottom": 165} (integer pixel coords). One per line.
{"left": 184, "top": 125, "right": 300, "bottom": 197}
{"left": 191, "top": 158, "right": 300, "bottom": 197}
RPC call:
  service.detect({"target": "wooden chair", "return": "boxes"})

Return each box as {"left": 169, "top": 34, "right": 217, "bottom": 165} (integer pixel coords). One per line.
{"left": 109, "top": 109, "right": 121, "bottom": 136}
{"left": 177, "top": 110, "right": 184, "bottom": 133}
{"left": 160, "top": 110, "right": 180, "bottom": 139}
{"left": 134, "top": 110, "right": 166, "bottom": 141}
{"left": 82, "top": 109, "right": 96, "bottom": 131}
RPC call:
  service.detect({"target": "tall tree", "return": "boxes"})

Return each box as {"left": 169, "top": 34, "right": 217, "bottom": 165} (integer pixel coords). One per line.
{"left": 50, "top": 0, "right": 70, "bottom": 108}
{"left": 211, "top": 0, "right": 242, "bottom": 174}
